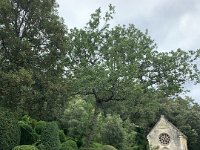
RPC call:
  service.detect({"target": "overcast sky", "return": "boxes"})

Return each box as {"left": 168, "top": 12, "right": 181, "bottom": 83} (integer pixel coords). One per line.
{"left": 56, "top": 0, "right": 200, "bottom": 103}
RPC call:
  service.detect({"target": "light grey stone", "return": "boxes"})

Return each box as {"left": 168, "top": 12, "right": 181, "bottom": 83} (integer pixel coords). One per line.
{"left": 147, "top": 115, "right": 188, "bottom": 150}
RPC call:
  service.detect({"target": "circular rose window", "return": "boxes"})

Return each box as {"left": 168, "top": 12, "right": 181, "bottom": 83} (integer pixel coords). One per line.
{"left": 159, "top": 133, "right": 171, "bottom": 145}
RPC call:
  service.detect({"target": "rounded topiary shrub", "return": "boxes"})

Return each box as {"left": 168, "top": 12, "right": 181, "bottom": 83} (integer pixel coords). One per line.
{"left": 35, "top": 121, "right": 47, "bottom": 135}
{"left": 40, "top": 122, "right": 61, "bottom": 150}
{"left": 0, "top": 107, "right": 21, "bottom": 150}
{"left": 100, "top": 145, "right": 117, "bottom": 150}
{"left": 12, "top": 145, "right": 38, "bottom": 150}
{"left": 60, "top": 140, "right": 78, "bottom": 150}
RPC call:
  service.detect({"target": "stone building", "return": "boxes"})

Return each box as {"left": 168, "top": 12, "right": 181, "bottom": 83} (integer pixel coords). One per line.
{"left": 147, "top": 115, "right": 188, "bottom": 150}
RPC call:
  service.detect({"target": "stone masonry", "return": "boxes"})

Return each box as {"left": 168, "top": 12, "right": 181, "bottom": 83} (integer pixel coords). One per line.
{"left": 147, "top": 115, "right": 188, "bottom": 150}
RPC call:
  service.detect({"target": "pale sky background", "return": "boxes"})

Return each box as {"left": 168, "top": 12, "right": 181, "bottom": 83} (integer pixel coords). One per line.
{"left": 56, "top": 0, "right": 200, "bottom": 103}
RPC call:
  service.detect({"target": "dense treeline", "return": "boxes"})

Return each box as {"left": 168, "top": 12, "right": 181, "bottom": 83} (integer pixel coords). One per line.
{"left": 0, "top": 0, "right": 200, "bottom": 150}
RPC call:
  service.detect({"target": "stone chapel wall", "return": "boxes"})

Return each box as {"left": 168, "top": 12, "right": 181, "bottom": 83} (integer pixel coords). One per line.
{"left": 147, "top": 116, "right": 188, "bottom": 150}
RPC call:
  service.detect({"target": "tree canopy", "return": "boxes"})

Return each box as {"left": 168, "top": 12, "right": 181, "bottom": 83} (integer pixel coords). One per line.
{"left": 66, "top": 5, "right": 200, "bottom": 146}
{"left": 0, "top": 1, "right": 200, "bottom": 149}
{"left": 68, "top": 6, "right": 200, "bottom": 102}
{"left": 0, "top": 0, "right": 69, "bottom": 120}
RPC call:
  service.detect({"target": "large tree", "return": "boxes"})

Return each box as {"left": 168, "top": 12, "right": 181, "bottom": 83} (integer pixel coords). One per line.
{"left": 67, "top": 6, "right": 200, "bottom": 147}
{"left": 0, "top": 0, "right": 69, "bottom": 120}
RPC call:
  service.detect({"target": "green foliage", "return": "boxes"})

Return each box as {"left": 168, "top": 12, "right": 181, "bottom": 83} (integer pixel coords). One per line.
{"left": 36, "top": 144, "right": 45, "bottom": 150}
{"left": 67, "top": 5, "right": 200, "bottom": 147}
{"left": 59, "top": 130, "right": 67, "bottom": 143}
{"left": 35, "top": 121, "right": 47, "bottom": 135}
{"left": 18, "top": 121, "right": 37, "bottom": 145}
{"left": 0, "top": 107, "right": 21, "bottom": 150}
{"left": 132, "top": 127, "right": 148, "bottom": 150}
{"left": 122, "top": 119, "right": 137, "bottom": 149}
{"left": 18, "top": 115, "right": 38, "bottom": 145}
{"left": 1, "top": 1, "right": 200, "bottom": 149}
{"left": 0, "top": 69, "right": 34, "bottom": 111}
{"left": 60, "top": 140, "right": 78, "bottom": 150}
{"left": 0, "top": 0, "right": 69, "bottom": 120}
{"left": 20, "top": 115, "right": 37, "bottom": 128}
{"left": 12, "top": 145, "right": 38, "bottom": 150}
{"left": 40, "top": 122, "right": 61, "bottom": 150}
{"left": 100, "top": 145, "right": 117, "bottom": 150}
{"left": 101, "top": 115, "right": 124, "bottom": 149}
{"left": 78, "top": 142, "right": 104, "bottom": 150}
{"left": 90, "top": 142, "right": 103, "bottom": 149}
{"left": 61, "top": 97, "right": 93, "bottom": 139}
{"left": 68, "top": 6, "right": 200, "bottom": 103}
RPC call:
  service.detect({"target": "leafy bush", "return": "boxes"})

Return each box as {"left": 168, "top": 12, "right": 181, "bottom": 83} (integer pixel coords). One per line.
{"left": 101, "top": 115, "right": 124, "bottom": 149}
{"left": 123, "top": 119, "right": 137, "bottom": 149}
{"left": 133, "top": 126, "right": 148, "bottom": 150}
{"left": 40, "top": 122, "right": 61, "bottom": 150}
{"left": 20, "top": 115, "right": 37, "bottom": 128}
{"left": 59, "top": 130, "right": 67, "bottom": 143}
{"left": 60, "top": 140, "right": 78, "bottom": 150}
{"left": 100, "top": 145, "right": 117, "bottom": 150}
{"left": 35, "top": 121, "right": 47, "bottom": 135}
{"left": 0, "top": 107, "right": 21, "bottom": 150}
{"left": 90, "top": 142, "right": 103, "bottom": 149}
{"left": 12, "top": 145, "right": 38, "bottom": 150}
{"left": 36, "top": 144, "right": 45, "bottom": 150}
{"left": 61, "top": 97, "right": 93, "bottom": 139}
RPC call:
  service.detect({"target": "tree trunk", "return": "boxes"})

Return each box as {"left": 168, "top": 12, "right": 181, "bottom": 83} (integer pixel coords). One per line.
{"left": 85, "top": 100, "right": 101, "bottom": 148}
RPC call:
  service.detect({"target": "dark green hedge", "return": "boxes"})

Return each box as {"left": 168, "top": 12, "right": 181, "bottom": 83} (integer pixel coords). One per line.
{"left": 0, "top": 107, "right": 21, "bottom": 150}
{"left": 40, "top": 122, "right": 61, "bottom": 150}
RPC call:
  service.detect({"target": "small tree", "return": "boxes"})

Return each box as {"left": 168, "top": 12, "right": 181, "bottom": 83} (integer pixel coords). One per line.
{"left": 101, "top": 115, "right": 124, "bottom": 149}
{"left": 61, "top": 97, "right": 93, "bottom": 140}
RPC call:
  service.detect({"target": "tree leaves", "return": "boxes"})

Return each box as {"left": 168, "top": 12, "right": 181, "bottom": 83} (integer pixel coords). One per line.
{"left": 0, "top": 0, "right": 69, "bottom": 119}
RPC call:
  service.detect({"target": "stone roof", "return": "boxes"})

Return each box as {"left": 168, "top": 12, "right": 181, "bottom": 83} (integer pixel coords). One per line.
{"left": 147, "top": 115, "right": 187, "bottom": 139}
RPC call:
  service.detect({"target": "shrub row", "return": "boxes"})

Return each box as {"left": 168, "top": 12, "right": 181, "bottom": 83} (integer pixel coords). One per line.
{"left": 0, "top": 107, "right": 21, "bottom": 150}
